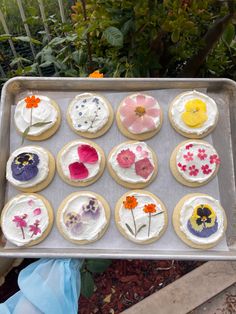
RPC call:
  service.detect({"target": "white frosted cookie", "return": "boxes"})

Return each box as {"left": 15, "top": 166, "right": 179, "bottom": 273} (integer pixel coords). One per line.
{"left": 56, "top": 140, "right": 105, "bottom": 187}
{"left": 67, "top": 93, "right": 114, "bottom": 138}
{"left": 14, "top": 95, "right": 61, "bottom": 141}
{"left": 172, "top": 193, "right": 227, "bottom": 249}
{"left": 1, "top": 193, "right": 54, "bottom": 247}
{"left": 170, "top": 140, "right": 220, "bottom": 187}
{"left": 56, "top": 191, "right": 110, "bottom": 244}
{"left": 6, "top": 146, "right": 55, "bottom": 192}
{"left": 168, "top": 90, "right": 218, "bottom": 138}
{"left": 116, "top": 93, "right": 163, "bottom": 140}
{"left": 108, "top": 141, "right": 157, "bottom": 189}
{"left": 115, "top": 190, "right": 168, "bottom": 244}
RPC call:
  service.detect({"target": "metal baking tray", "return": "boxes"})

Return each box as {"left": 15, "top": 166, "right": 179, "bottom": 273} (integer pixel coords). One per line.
{"left": 0, "top": 77, "right": 236, "bottom": 260}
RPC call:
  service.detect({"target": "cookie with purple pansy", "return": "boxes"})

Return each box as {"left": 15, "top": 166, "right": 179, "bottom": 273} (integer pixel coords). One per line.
{"left": 172, "top": 193, "right": 227, "bottom": 249}
{"left": 6, "top": 146, "right": 55, "bottom": 192}
{"left": 56, "top": 192, "right": 110, "bottom": 244}
{"left": 56, "top": 140, "right": 105, "bottom": 187}
{"left": 116, "top": 93, "right": 163, "bottom": 140}
{"left": 108, "top": 141, "right": 158, "bottom": 189}
{"left": 0, "top": 193, "right": 54, "bottom": 247}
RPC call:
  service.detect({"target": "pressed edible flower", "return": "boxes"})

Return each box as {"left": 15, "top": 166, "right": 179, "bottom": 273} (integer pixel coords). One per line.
{"left": 123, "top": 196, "right": 138, "bottom": 210}
{"left": 135, "top": 157, "right": 154, "bottom": 179}
{"left": 25, "top": 95, "right": 40, "bottom": 109}
{"left": 89, "top": 70, "right": 104, "bottom": 78}
{"left": 29, "top": 219, "right": 41, "bottom": 237}
{"left": 143, "top": 203, "right": 157, "bottom": 214}
{"left": 181, "top": 99, "right": 207, "bottom": 128}
{"left": 116, "top": 149, "right": 135, "bottom": 168}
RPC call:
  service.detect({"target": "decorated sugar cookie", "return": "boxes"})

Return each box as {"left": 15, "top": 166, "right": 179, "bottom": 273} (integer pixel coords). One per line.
{"left": 108, "top": 141, "right": 157, "bottom": 189}
{"left": 116, "top": 93, "right": 163, "bottom": 140}
{"left": 6, "top": 146, "right": 55, "bottom": 192}
{"left": 56, "top": 192, "right": 110, "bottom": 244}
{"left": 1, "top": 193, "right": 54, "bottom": 247}
{"left": 170, "top": 140, "right": 220, "bottom": 187}
{"left": 172, "top": 193, "right": 227, "bottom": 249}
{"left": 56, "top": 140, "right": 105, "bottom": 186}
{"left": 115, "top": 190, "right": 168, "bottom": 244}
{"left": 67, "top": 93, "right": 114, "bottom": 138}
{"left": 14, "top": 95, "right": 61, "bottom": 141}
{"left": 168, "top": 90, "right": 218, "bottom": 138}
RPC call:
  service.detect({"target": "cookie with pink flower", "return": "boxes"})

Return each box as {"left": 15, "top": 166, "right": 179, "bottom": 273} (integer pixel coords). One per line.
{"left": 108, "top": 141, "right": 158, "bottom": 188}
{"left": 170, "top": 140, "right": 220, "bottom": 187}
{"left": 116, "top": 93, "right": 163, "bottom": 140}
{"left": 56, "top": 140, "right": 105, "bottom": 187}
{"left": 1, "top": 193, "right": 54, "bottom": 247}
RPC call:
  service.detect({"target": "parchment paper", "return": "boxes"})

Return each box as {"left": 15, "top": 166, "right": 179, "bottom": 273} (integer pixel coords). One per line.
{"left": 6, "top": 88, "right": 229, "bottom": 252}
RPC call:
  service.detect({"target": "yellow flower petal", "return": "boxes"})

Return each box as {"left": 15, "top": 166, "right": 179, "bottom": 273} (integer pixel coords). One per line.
{"left": 181, "top": 98, "right": 208, "bottom": 127}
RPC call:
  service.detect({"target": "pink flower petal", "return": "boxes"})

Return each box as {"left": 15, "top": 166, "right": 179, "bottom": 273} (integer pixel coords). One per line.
{"left": 69, "top": 162, "right": 89, "bottom": 179}
{"left": 124, "top": 97, "right": 136, "bottom": 106}
{"left": 146, "top": 108, "right": 160, "bottom": 117}
{"left": 135, "top": 158, "right": 154, "bottom": 179}
{"left": 78, "top": 145, "right": 98, "bottom": 164}
{"left": 122, "top": 113, "right": 138, "bottom": 128}
{"left": 130, "top": 118, "right": 144, "bottom": 133}
{"left": 142, "top": 115, "right": 156, "bottom": 130}
{"left": 136, "top": 145, "right": 142, "bottom": 152}
{"left": 143, "top": 96, "right": 156, "bottom": 107}
{"left": 119, "top": 103, "right": 136, "bottom": 116}
{"left": 136, "top": 94, "right": 146, "bottom": 105}
{"left": 33, "top": 208, "right": 41, "bottom": 216}
{"left": 116, "top": 149, "right": 136, "bottom": 168}
{"left": 28, "top": 199, "right": 34, "bottom": 206}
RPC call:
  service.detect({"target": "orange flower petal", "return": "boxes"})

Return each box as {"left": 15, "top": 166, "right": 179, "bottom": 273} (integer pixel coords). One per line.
{"left": 89, "top": 70, "right": 104, "bottom": 78}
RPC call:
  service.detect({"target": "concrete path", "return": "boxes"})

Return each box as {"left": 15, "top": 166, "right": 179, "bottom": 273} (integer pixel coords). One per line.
{"left": 121, "top": 262, "right": 236, "bottom": 314}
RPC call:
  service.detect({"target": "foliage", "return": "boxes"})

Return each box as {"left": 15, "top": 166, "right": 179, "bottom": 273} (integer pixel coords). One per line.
{"left": 81, "top": 259, "right": 112, "bottom": 298}
{"left": 0, "top": 0, "right": 235, "bottom": 83}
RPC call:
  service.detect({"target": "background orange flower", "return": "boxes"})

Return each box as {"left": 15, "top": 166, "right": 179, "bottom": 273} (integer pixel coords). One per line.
{"left": 89, "top": 70, "right": 104, "bottom": 78}
{"left": 143, "top": 203, "right": 156, "bottom": 214}
{"left": 25, "top": 96, "right": 40, "bottom": 109}
{"left": 123, "top": 196, "right": 138, "bottom": 210}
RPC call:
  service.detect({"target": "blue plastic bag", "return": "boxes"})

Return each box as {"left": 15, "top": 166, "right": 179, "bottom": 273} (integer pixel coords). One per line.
{"left": 0, "top": 259, "right": 82, "bottom": 314}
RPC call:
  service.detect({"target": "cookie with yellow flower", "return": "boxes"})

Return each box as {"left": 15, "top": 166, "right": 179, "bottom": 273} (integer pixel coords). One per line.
{"left": 115, "top": 190, "right": 168, "bottom": 244}
{"left": 116, "top": 93, "right": 163, "bottom": 140}
{"left": 172, "top": 193, "right": 227, "bottom": 249}
{"left": 168, "top": 90, "right": 218, "bottom": 138}
{"left": 14, "top": 95, "right": 61, "bottom": 141}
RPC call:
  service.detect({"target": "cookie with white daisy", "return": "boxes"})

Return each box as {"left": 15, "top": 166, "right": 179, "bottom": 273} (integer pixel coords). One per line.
{"left": 108, "top": 141, "right": 157, "bottom": 189}
{"left": 67, "top": 93, "right": 114, "bottom": 138}
{"left": 115, "top": 190, "right": 168, "bottom": 244}
{"left": 168, "top": 90, "right": 218, "bottom": 138}
{"left": 1, "top": 193, "right": 54, "bottom": 247}
{"left": 56, "top": 191, "right": 110, "bottom": 244}
{"left": 6, "top": 146, "right": 55, "bottom": 192}
{"left": 14, "top": 95, "right": 61, "bottom": 141}
{"left": 170, "top": 140, "right": 220, "bottom": 187}
{"left": 116, "top": 93, "right": 163, "bottom": 140}
{"left": 56, "top": 140, "right": 105, "bottom": 187}
{"left": 172, "top": 193, "right": 227, "bottom": 249}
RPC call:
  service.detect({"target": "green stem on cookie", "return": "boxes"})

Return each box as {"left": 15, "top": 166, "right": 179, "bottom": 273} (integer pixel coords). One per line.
{"left": 148, "top": 212, "right": 151, "bottom": 237}
{"left": 21, "top": 227, "right": 25, "bottom": 239}
{"left": 131, "top": 209, "right": 137, "bottom": 237}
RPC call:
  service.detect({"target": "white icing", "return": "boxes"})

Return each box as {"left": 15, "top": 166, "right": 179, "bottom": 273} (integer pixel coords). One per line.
{"left": 6, "top": 146, "right": 49, "bottom": 188}
{"left": 14, "top": 95, "right": 58, "bottom": 136}
{"left": 109, "top": 142, "right": 155, "bottom": 183}
{"left": 59, "top": 141, "right": 101, "bottom": 182}
{"left": 176, "top": 141, "right": 219, "bottom": 183}
{"left": 119, "top": 93, "right": 161, "bottom": 134}
{"left": 1, "top": 194, "right": 49, "bottom": 247}
{"left": 68, "top": 93, "right": 109, "bottom": 133}
{"left": 180, "top": 195, "right": 224, "bottom": 244}
{"left": 59, "top": 193, "right": 107, "bottom": 241}
{"left": 170, "top": 90, "right": 218, "bottom": 135}
{"left": 119, "top": 192, "right": 165, "bottom": 242}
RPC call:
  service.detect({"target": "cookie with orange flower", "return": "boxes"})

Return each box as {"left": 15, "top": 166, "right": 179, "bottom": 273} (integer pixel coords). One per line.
{"left": 116, "top": 93, "right": 163, "bottom": 140}
{"left": 14, "top": 95, "right": 61, "bottom": 141}
{"left": 1, "top": 193, "right": 54, "bottom": 247}
{"left": 115, "top": 190, "right": 168, "bottom": 244}
{"left": 108, "top": 141, "right": 158, "bottom": 189}
{"left": 172, "top": 193, "right": 227, "bottom": 249}
{"left": 168, "top": 90, "right": 218, "bottom": 138}
{"left": 67, "top": 93, "right": 114, "bottom": 138}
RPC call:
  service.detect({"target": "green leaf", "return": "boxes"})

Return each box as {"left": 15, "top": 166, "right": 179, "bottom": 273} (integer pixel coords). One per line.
{"left": 21, "top": 121, "right": 52, "bottom": 144}
{"left": 125, "top": 223, "right": 134, "bottom": 235}
{"left": 103, "top": 27, "right": 123, "bottom": 47}
{"left": 48, "top": 37, "right": 66, "bottom": 46}
{"left": 171, "top": 29, "right": 180, "bottom": 43}
{"left": 222, "top": 23, "right": 235, "bottom": 46}
{"left": 136, "top": 224, "right": 146, "bottom": 235}
{"left": 13, "top": 36, "right": 41, "bottom": 45}
{"left": 81, "top": 271, "right": 94, "bottom": 298}
{"left": 86, "top": 259, "right": 112, "bottom": 273}
{"left": 21, "top": 126, "right": 31, "bottom": 145}
{"left": 31, "top": 121, "right": 52, "bottom": 127}
{"left": 0, "top": 34, "right": 12, "bottom": 41}
{"left": 152, "top": 211, "right": 164, "bottom": 217}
